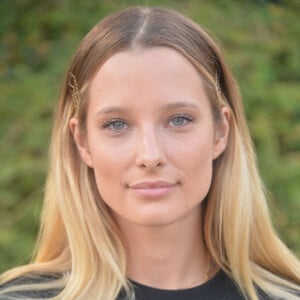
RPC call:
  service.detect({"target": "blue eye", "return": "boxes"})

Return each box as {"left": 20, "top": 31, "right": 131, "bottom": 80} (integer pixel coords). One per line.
{"left": 172, "top": 116, "right": 187, "bottom": 126}
{"left": 111, "top": 120, "right": 125, "bottom": 130}
{"left": 168, "top": 114, "right": 193, "bottom": 127}
{"left": 102, "top": 119, "right": 128, "bottom": 131}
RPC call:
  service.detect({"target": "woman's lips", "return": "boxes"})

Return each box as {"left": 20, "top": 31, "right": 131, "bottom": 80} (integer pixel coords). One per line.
{"left": 129, "top": 181, "right": 176, "bottom": 198}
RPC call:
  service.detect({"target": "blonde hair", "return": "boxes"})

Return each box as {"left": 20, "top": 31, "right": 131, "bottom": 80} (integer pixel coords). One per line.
{"left": 1, "top": 6, "right": 299, "bottom": 300}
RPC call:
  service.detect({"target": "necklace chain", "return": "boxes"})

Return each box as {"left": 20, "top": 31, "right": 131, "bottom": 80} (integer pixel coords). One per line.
{"left": 181, "top": 261, "right": 216, "bottom": 289}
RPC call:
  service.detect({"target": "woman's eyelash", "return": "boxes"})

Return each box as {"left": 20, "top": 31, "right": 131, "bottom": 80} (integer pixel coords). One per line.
{"left": 167, "top": 114, "right": 194, "bottom": 126}
{"left": 101, "top": 114, "right": 193, "bottom": 131}
{"left": 102, "top": 119, "right": 128, "bottom": 131}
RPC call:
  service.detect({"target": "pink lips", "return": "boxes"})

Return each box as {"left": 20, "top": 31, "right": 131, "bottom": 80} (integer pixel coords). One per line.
{"left": 129, "top": 181, "right": 176, "bottom": 198}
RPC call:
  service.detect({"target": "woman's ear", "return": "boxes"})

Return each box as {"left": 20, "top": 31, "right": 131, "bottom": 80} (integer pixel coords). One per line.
{"left": 69, "top": 118, "right": 93, "bottom": 168}
{"left": 213, "top": 106, "right": 230, "bottom": 160}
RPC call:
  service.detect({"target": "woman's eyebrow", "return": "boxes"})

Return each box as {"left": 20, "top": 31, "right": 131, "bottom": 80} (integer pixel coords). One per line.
{"left": 96, "top": 106, "right": 128, "bottom": 115}
{"left": 163, "top": 101, "right": 200, "bottom": 110}
{"left": 95, "top": 101, "right": 199, "bottom": 117}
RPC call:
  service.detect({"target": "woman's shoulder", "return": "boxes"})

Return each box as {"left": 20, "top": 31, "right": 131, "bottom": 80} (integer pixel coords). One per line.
{"left": 0, "top": 273, "right": 63, "bottom": 299}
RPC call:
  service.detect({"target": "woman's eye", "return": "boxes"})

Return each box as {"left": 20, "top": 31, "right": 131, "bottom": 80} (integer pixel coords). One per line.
{"left": 168, "top": 114, "right": 193, "bottom": 127}
{"left": 102, "top": 119, "right": 128, "bottom": 131}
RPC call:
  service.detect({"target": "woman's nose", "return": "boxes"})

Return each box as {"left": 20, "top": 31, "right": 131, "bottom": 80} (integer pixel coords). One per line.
{"left": 135, "top": 128, "right": 166, "bottom": 169}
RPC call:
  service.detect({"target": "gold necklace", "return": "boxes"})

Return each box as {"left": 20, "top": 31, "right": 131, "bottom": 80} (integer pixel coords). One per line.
{"left": 202, "top": 262, "right": 215, "bottom": 280}
{"left": 181, "top": 262, "right": 216, "bottom": 289}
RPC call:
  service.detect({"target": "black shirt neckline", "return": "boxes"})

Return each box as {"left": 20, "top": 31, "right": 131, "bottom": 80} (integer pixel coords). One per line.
{"left": 129, "top": 270, "right": 244, "bottom": 300}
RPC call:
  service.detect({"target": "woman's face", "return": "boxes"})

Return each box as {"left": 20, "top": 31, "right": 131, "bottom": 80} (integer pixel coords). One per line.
{"left": 71, "top": 47, "right": 229, "bottom": 228}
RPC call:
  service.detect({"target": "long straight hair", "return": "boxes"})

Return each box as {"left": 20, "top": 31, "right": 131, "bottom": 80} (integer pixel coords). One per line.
{"left": 1, "top": 6, "right": 300, "bottom": 300}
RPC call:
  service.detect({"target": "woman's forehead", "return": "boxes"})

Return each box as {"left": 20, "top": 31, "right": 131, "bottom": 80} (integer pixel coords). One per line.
{"left": 89, "top": 47, "right": 204, "bottom": 96}
{"left": 85, "top": 47, "right": 212, "bottom": 123}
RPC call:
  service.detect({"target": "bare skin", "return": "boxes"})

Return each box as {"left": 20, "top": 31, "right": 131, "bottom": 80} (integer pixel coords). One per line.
{"left": 70, "top": 47, "right": 229, "bottom": 289}
{"left": 116, "top": 204, "right": 209, "bottom": 289}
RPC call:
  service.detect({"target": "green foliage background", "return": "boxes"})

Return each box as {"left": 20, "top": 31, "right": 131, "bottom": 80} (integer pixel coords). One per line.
{"left": 0, "top": 0, "right": 299, "bottom": 273}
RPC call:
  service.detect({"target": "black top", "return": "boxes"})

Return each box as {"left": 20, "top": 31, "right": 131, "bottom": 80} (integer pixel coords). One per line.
{"left": 0, "top": 270, "right": 274, "bottom": 299}
{"left": 128, "top": 270, "right": 246, "bottom": 300}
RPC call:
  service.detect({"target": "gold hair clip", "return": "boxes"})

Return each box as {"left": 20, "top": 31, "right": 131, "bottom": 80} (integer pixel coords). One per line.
{"left": 69, "top": 72, "right": 81, "bottom": 116}
{"left": 215, "top": 71, "right": 221, "bottom": 93}
{"left": 215, "top": 71, "right": 222, "bottom": 103}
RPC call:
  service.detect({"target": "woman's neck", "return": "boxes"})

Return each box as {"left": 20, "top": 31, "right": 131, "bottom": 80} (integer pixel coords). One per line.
{"left": 115, "top": 207, "right": 210, "bottom": 289}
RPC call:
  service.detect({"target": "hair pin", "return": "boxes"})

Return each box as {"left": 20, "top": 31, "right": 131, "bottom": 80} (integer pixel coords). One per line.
{"left": 215, "top": 71, "right": 221, "bottom": 92}
{"left": 69, "top": 72, "right": 81, "bottom": 115}
{"left": 214, "top": 71, "right": 222, "bottom": 103}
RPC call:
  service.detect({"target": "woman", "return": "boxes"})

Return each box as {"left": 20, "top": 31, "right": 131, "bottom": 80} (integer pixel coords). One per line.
{"left": 0, "top": 6, "right": 299, "bottom": 300}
